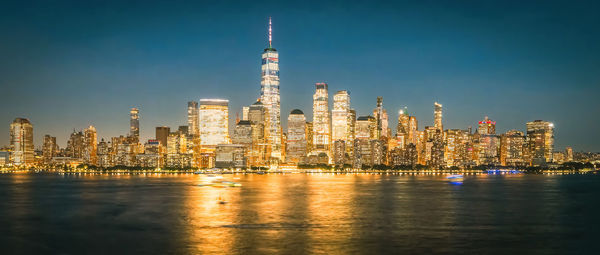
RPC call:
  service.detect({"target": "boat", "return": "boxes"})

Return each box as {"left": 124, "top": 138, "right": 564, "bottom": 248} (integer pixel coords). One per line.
{"left": 198, "top": 175, "right": 242, "bottom": 188}
{"left": 446, "top": 174, "right": 464, "bottom": 181}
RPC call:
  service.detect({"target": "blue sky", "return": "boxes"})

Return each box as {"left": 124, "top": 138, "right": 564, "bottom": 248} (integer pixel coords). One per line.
{"left": 1, "top": 0, "right": 599, "bottom": 151}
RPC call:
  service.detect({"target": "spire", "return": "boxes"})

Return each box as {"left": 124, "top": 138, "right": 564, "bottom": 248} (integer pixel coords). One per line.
{"left": 268, "top": 17, "right": 272, "bottom": 48}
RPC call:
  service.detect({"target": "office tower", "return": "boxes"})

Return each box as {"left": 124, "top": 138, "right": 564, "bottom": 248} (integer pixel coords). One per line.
{"left": 248, "top": 100, "right": 268, "bottom": 165}
{"left": 9, "top": 118, "right": 34, "bottom": 165}
{"left": 396, "top": 108, "right": 409, "bottom": 148}
{"left": 434, "top": 102, "right": 443, "bottom": 132}
{"left": 565, "top": 147, "right": 573, "bottom": 162}
{"left": 97, "top": 139, "right": 111, "bottom": 167}
{"left": 215, "top": 144, "right": 247, "bottom": 168}
{"left": 305, "top": 122, "right": 314, "bottom": 153}
{"left": 84, "top": 126, "right": 98, "bottom": 165}
{"left": 66, "top": 130, "right": 85, "bottom": 159}
{"left": 166, "top": 131, "right": 187, "bottom": 167}
{"left": 232, "top": 120, "right": 253, "bottom": 146}
{"left": 199, "top": 99, "right": 230, "bottom": 147}
{"left": 187, "top": 101, "right": 199, "bottom": 136}
{"left": 478, "top": 134, "right": 499, "bottom": 165}
{"left": 178, "top": 125, "right": 189, "bottom": 135}
{"left": 444, "top": 129, "right": 467, "bottom": 168}
{"left": 356, "top": 116, "right": 376, "bottom": 140}
{"left": 260, "top": 17, "right": 282, "bottom": 160}
{"left": 287, "top": 109, "right": 307, "bottom": 163}
{"left": 130, "top": 108, "right": 139, "bottom": 141}
{"left": 478, "top": 116, "right": 496, "bottom": 135}
{"left": 332, "top": 90, "right": 351, "bottom": 141}
{"left": 332, "top": 140, "right": 346, "bottom": 166}
{"left": 155, "top": 126, "right": 170, "bottom": 147}
{"left": 242, "top": 106, "right": 250, "bottom": 121}
{"left": 500, "top": 130, "right": 525, "bottom": 166}
{"left": 42, "top": 135, "right": 58, "bottom": 163}
{"left": 312, "top": 82, "right": 330, "bottom": 153}
{"left": 407, "top": 116, "right": 418, "bottom": 145}
{"left": 373, "top": 97, "right": 389, "bottom": 139}
{"left": 526, "top": 120, "right": 554, "bottom": 165}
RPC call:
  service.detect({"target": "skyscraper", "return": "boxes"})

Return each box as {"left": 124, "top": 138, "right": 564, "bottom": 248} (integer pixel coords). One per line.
{"left": 526, "top": 120, "right": 554, "bottom": 165}
{"left": 312, "top": 82, "right": 330, "bottom": 154}
{"left": 373, "top": 97, "right": 389, "bottom": 139}
{"left": 187, "top": 101, "right": 199, "bottom": 136}
{"left": 434, "top": 102, "right": 443, "bottom": 132}
{"left": 84, "top": 125, "right": 98, "bottom": 165}
{"left": 286, "top": 109, "right": 307, "bottom": 163}
{"left": 332, "top": 90, "right": 351, "bottom": 141}
{"left": 260, "top": 17, "right": 282, "bottom": 160}
{"left": 155, "top": 126, "right": 170, "bottom": 147}
{"left": 10, "top": 118, "right": 34, "bottom": 165}
{"left": 499, "top": 130, "right": 525, "bottom": 166}
{"left": 478, "top": 116, "right": 496, "bottom": 135}
{"left": 130, "top": 108, "right": 139, "bottom": 141}
{"left": 199, "top": 99, "right": 230, "bottom": 147}
{"left": 42, "top": 135, "right": 58, "bottom": 163}
{"left": 396, "top": 108, "right": 409, "bottom": 149}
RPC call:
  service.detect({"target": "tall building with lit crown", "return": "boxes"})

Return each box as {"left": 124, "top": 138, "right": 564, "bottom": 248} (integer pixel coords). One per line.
{"left": 434, "top": 102, "right": 443, "bottom": 132}
{"left": 312, "top": 82, "right": 330, "bottom": 154}
{"left": 187, "top": 101, "right": 199, "bottom": 136}
{"left": 130, "top": 108, "right": 139, "bottom": 142}
{"left": 286, "top": 109, "right": 307, "bottom": 163}
{"left": 84, "top": 125, "right": 98, "bottom": 165}
{"left": 10, "top": 118, "right": 34, "bottom": 165}
{"left": 478, "top": 116, "right": 496, "bottom": 135}
{"left": 526, "top": 120, "right": 554, "bottom": 166}
{"left": 199, "top": 99, "right": 230, "bottom": 147}
{"left": 260, "top": 17, "right": 282, "bottom": 160}
{"left": 332, "top": 90, "right": 351, "bottom": 142}
{"left": 396, "top": 108, "right": 409, "bottom": 149}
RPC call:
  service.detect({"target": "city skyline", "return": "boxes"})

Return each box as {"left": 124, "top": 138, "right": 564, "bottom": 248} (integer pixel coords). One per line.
{"left": 1, "top": 1, "right": 600, "bottom": 151}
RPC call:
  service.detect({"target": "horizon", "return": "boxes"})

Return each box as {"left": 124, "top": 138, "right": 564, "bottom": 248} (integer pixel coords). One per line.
{"left": 1, "top": 0, "right": 599, "bottom": 151}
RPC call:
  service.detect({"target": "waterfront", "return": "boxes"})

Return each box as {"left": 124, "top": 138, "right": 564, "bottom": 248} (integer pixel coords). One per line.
{"left": 1, "top": 173, "right": 599, "bottom": 254}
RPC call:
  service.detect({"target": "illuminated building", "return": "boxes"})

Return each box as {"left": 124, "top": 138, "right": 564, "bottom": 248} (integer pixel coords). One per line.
{"left": 242, "top": 106, "right": 249, "bottom": 121}
{"left": 199, "top": 99, "right": 230, "bottom": 147}
{"left": 248, "top": 100, "right": 268, "bottom": 165}
{"left": 553, "top": 152, "right": 565, "bottom": 164}
{"left": 66, "top": 130, "right": 85, "bottom": 159}
{"left": 42, "top": 135, "right": 58, "bottom": 163}
{"left": 396, "top": 107, "right": 409, "bottom": 149}
{"left": 499, "top": 130, "right": 525, "bottom": 166}
{"left": 215, "top": 144, "right": 247, "bottom": 168}
{"left": 332, "top": 140, "right": 346, "bottom": 166}
{"left": 373, "top": 97, "right": 389, "bottom": 139}
{"left": 130, "top": 108, "right": 139, "bottom": 142}
{"left": 137, "top": 140, "right": 163, "bottom": 168}
{"left": 232, "top": 120, "right": 253, "bottom": 146}
{"left": 478, "top": 116, "right": 496, "bottom": 135}
{"left": 356, "top": 116, "right": 376, "bottom": 140}
{"left": 97, "top": 139, "right": 111, "bottom": 167}
{"left": 286, "top": 109, "right": 307, "bottom": 164}
{"left": 10, "top": 118, "right": 34, "bottom": 165}
{"left": 444, "top": 129, "right": 470, "bottom": 168}
{"left": 305, "top": 122, "right": 314, "bottom": 153}
{"left": 526, "top": 120, "right": 554, "bottom": 166}
{"left": 312, "top": 82, "right": 330, "bottom": 155}
{"left": 84, "top": 126, "right": 98, "bottom": 165}
{"left": 565, "top": 147, "right": 573, "bottom": 162}
{"left": 478, "top": 134, "right": 499, "bottom": 165}
{"left": 434, "top": 102, "right": 443, "bottom": 132}
{"left": 187, "top": 101, "right": 199, "bottom": 136}
{"left": 260, "top": 17, "right": 282, "bottom": 160}
{"left": 332, "top": 90, "right": 351, "bottom": 141}
{"left": 155, "top": 126, "right": 170, "bottom": 147}
{"left": 166, "top": 131, "right": 190, "bottom": 167}
{"left": 408, "top": 116, "right": 418, "bottom": 145}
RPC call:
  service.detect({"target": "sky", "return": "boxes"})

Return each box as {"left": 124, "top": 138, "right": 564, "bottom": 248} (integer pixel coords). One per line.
{"left": 1, "top": 0, "right": 599, "bottom": 151}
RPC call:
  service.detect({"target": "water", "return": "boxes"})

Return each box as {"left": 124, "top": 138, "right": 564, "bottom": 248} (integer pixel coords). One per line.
{"left": 0, "top": 172, "right": 599, "bottom": 254}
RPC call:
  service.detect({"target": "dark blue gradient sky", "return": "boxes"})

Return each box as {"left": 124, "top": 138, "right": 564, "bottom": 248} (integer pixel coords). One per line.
{"left": 1, "top": 0, "right": 599, "bottom": 151}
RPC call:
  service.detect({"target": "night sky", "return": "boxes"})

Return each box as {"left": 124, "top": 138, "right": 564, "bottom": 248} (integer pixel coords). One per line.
{"left": 1, "top": 0, "right": 599, "bottom": 151}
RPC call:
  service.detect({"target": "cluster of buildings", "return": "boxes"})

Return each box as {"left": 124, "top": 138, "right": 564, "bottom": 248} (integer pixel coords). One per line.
{"left": 0, "top": 19, "right": 583, "bottom": 170}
